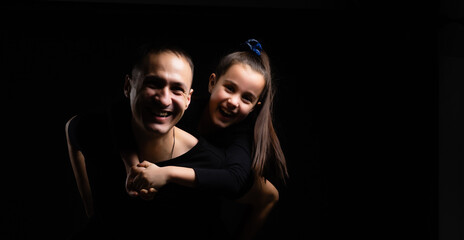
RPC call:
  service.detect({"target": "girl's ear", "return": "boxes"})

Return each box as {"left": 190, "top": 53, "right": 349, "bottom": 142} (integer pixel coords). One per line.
{"left": 123, "top": 74, "right": 132, "bottom": 98}
{"left": 251, "top": 101, "right": 262, "bottom": 112}
{"left": 208, "top": 73, "right": 217, "bottom": 93}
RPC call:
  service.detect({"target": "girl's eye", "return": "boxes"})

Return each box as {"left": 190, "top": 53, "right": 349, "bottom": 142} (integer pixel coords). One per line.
{"left": 242, "top": 93, "right": 256, "bottom": 104}
{"left": 224, "top": 85, "right": 234, "bottom": 92}
{"left": 242, "top": 97, "right": 252, "bottom": 104}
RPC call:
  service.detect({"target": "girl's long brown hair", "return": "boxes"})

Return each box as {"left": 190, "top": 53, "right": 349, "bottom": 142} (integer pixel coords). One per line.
{"left": 215, "top": 43, "right": 289, "bottom": 182}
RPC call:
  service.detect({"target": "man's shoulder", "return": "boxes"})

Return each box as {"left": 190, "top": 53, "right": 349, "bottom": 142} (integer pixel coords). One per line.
{"left": 68, "top": 109, "right": 110, "bottom": 134}
{"left": 175, "top": 127, "right": 198, "bottom": 151}
{"left": 66, "top": 103, "right": 117, "bottom": 151}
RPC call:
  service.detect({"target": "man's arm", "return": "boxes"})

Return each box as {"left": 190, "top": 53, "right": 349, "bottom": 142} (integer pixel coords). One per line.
{"left": 66, "top": 115, "right": 94, "bottom": 218}
{"left": 120, "top": 151, "right": 143, "bottom": 197}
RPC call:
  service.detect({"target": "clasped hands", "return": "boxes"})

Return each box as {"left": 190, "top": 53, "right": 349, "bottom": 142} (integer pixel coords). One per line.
{"left": 125, "top": 160, "right": 168, "bottom": 201}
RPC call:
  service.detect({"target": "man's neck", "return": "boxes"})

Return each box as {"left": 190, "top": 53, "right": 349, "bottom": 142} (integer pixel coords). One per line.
{"left": 132, "top": 123, "right": 175, "bottom": 163}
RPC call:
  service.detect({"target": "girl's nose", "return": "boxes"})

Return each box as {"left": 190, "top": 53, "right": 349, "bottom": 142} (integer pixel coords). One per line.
{"left": 227, "top": 96, "right": 239, "bottom": 109}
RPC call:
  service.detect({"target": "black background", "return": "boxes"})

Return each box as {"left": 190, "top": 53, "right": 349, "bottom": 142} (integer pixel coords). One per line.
{"left": 2, "top": 1, "right": 445, "bottom": 239}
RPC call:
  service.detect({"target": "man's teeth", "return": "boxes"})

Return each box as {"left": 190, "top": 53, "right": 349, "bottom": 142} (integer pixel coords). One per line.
{"left": 152, "top": 111, "right": 171, "bottom": 117}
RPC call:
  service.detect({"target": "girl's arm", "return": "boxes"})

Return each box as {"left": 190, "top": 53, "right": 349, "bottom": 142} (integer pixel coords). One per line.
{"left": 124, "top": 155, "right": 199, "bottom": 200}
{"left": 125, "top": 133, "right": 253, "bottom": 199}
{"left": 66, "top": 116, "right": 94, "bottom": 218}
{"left": 134, "top": 161, "right": 196, "bottom": 187}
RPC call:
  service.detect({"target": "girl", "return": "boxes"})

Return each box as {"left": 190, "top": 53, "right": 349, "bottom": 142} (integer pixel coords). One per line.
{"left": 125, "top": 39, "right": 288, "bottom": 239}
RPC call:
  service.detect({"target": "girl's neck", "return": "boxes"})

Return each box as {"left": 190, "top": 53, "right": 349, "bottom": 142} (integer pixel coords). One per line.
{"left": 198, "top": 105, "right": 219, "bottom": 138}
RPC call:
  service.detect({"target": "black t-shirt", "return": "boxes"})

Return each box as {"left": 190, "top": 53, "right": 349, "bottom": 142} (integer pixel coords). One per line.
{"left": 67, "top": 100, "right": 229, "bottom": 239}
{"left": 178, "top": 96, "right": 255, "bottom": 198}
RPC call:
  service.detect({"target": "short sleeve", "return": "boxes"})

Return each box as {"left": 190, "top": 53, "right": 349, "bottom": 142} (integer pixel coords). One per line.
{"left": 67, "top": 114, "right": 84, "bottom": 151}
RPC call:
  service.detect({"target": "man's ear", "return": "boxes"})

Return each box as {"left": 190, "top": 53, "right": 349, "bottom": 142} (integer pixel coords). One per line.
{"left": 124, "top": 74, "right": 131, "bottom": 98}
{"left": 185, "top": 89, "right": 194, "bottom": 108}
{"left": 208, "top": 73, "right": 217, "bottom": 93}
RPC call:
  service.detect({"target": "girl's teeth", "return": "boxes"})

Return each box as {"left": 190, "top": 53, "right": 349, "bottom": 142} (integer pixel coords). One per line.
{"left": 221, "top": 108, "right": 233, "bottom": 116}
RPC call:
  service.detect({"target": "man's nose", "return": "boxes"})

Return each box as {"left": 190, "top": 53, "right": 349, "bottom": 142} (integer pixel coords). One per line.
{"left": 154, "top": 87, "right": 172, "bottom": 107}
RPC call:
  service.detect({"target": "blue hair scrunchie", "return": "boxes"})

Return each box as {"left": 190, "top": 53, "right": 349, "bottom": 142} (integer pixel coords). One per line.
{"left": 244, "top": 39, "right": 263, "bottom": 56}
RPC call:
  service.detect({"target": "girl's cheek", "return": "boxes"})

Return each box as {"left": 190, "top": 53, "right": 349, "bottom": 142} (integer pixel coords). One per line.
{"left": 239, "top": 107, "right": 253, "bottom": 119}
{"left": 214, "top": 90, "right": 228, "bottom": 100}
{"left": 209, "top": 94, "right": 221, "bottom": 108}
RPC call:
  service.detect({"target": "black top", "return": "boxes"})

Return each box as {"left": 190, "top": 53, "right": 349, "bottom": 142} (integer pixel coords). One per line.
{"left": 178, "top": 96, "right": 255, "bottom": 198}
{"left": 67, "top": 100, "right": 229, "bottom": 239}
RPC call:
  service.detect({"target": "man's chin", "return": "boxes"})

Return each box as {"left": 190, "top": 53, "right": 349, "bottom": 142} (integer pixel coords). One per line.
{"left": 145, "top": 123, "right": 172, "bottom": 136}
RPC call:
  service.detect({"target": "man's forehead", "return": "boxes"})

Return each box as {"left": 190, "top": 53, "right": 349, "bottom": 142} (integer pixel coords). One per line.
{"left": 147, "top": 52, "right": 190, "bottom": 71}
{"left": 142, "top": 53, "right": 192, "bottom": 87}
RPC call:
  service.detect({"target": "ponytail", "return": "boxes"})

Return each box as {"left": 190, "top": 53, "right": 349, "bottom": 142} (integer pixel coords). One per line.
{"left": 251, "top": 52, "right": 288, "bottom": 182}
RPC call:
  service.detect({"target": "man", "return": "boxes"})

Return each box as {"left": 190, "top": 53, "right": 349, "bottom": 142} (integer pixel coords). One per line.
{"left": 66, "top": 43, "right": 226, "bottom": 239}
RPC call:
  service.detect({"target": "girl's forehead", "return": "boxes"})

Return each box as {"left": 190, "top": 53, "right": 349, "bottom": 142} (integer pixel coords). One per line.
{"left": 221, "top": 63, "right": 266, "bottom": 95}
{"left": 223, "top": 63, "right": 263, "bottom": 80}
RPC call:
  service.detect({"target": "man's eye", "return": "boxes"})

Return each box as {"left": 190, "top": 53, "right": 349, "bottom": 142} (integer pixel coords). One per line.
{"left": 145, "top": 81, "right": 162, "bottom": 89}
{"left": 171, "top": 87, "right": 185, "bottom": 94}
{"left": 144, "top": 76, "right": 165, "bottom": 89}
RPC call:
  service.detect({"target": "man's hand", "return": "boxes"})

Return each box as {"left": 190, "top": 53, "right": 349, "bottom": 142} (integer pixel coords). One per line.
{"left": 122, "top": 151, "right": 144, "bottom": 197}
{"left": 126, "top": 165, "right": 144, "bottom": 197}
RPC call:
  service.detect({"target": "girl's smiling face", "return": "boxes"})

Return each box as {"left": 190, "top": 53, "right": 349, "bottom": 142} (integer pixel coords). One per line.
{"left": 208, "top": 63, "right": 266, "bottom": 128}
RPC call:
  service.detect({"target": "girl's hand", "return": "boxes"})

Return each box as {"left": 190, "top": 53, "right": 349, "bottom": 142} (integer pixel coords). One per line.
{"left": 125, "top": 163, "right": 158, "bottom": 199}
{"left": 131, "top": 161, "right": 169, "bottom": 200}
